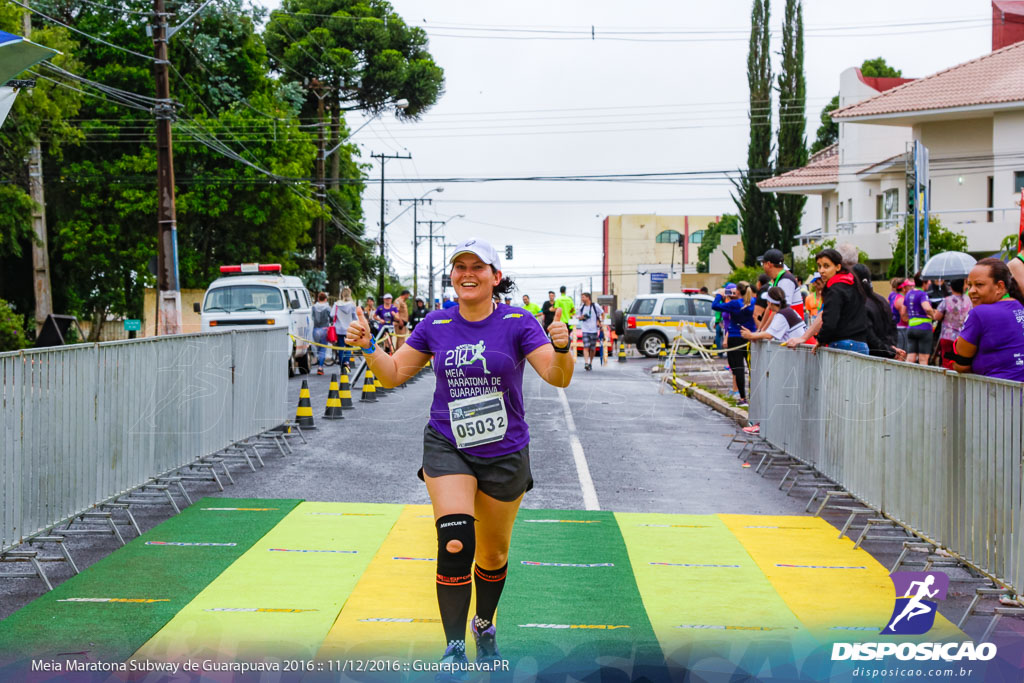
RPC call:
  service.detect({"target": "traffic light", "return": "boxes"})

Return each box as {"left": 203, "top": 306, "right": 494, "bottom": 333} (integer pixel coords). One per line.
{"left": 505, "top": 245, "right": 513, "bottom": 260}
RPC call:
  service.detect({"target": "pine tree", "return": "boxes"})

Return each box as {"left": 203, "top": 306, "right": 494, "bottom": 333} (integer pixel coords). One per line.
{"left": 776, "top": 0, "right": 807, "bottom": 253}
{"left": 732, "top": 0, "right": 779, "bottom": 266}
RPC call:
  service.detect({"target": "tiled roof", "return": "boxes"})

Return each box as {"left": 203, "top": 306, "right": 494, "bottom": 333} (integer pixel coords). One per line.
{"left": 757, "top": 144, "right": 837, "bottom": 190}
{"left": 833, "top": 40, "right": 1024, "bottom": 120}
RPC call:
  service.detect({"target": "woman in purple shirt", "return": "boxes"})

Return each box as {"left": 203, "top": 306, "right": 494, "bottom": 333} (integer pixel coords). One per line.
{"left": 346, "top": 238, "right": 573, "bottom": 676}
{"left": 899, "top": 273, "right": 935, "bottom": 366}
{"left": 950, "top": 258, "right": 1024, "bottom": 382}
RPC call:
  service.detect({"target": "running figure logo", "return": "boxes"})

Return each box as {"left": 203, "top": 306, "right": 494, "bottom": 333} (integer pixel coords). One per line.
{"left": 881, "top": 571, "right": 949, "bottom": 635}
{"left": 449, "top": 340, "right": 490, "bottom": 374}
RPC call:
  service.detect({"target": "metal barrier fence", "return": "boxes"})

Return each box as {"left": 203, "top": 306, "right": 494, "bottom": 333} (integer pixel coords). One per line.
{"left": 0, "top": 329, "right": 287, "bottom": 553}
{"left": 749, "top": 341, "right": 1024, "bottom": 594}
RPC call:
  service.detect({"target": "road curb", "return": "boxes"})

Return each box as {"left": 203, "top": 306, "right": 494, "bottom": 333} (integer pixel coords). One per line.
{"left": 667, "top": 376, "right": 748, "bottom": 426}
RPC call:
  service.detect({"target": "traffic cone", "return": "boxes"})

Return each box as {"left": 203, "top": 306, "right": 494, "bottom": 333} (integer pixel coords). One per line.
{"left": 338, "top": 371, "right": 354, "bottom": 410}
{"left": 360, "top": 369, "right": 377, "bottom": 402}
{"left": 324, "top": 374, "right": 344, "bottom": 420}
{"left": 374, "top": 373, "right": 390, "bottom": 396}
{"left": 658, "top": 341, "right": 667, "bottom": 361}
{"left": 618, "top": 341, "right": 627, "bottom": 363}
{"left": 295, "top": 380, "right": 316, "bottom": 429}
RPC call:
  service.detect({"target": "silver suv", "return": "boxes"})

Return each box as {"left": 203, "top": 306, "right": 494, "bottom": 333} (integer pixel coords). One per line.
{"left": 613, "top": 293, "right": 715, "bottom": 358}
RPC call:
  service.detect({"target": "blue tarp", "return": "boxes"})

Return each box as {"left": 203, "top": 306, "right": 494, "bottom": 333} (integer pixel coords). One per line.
{"left": 0, "top": 28, "right": 59, "bottom": 86}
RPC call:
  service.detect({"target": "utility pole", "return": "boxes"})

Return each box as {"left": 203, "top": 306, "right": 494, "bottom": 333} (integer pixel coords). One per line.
{"left": 313, "top": 81, "right": 327, "bottom": 271}
{"left": 23, "top": 6, "right": 52, "bottom": 335}
{"left": 153, "top": 0, "right": 181, "bottom": 335}
{"left": 418, "top": 220, "right": 447, "bottom": 307}
{"left": 371, "top": 152, "right": 412, "bottom": 300}
{"left": 398, "top": 196, "right": 434, "bottom": 299}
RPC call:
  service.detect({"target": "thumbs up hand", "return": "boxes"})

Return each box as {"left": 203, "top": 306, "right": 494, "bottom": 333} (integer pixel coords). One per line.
{"left": 548, "top": 308, "right": 569, "bottom": 350}
{"left": 347, "top": 306, "right": 372, "bottom": 349}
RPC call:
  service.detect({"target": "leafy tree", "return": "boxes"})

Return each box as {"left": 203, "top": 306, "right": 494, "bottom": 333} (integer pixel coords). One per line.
{"left": 795, "top": 238, "right": 867, "bottom": 281}
{"left": 1000, "top": 232, "right": 1020, "bottom": 257}
{"left": 887, "top": 217, "right": 967, "bottom": 278}
{"left": 724, "top": 265, "right": 762, "bottom": 288}
{"left": 264, "top": 0, "right": 444, "bottom": 192}
{"left": 0, "top": 299, "right": 30, "bottom": 351}
{"left": 733, "top": 0, "right": 778, "bottom": 267}
{"left": 810, "top": 58, "right": 902, "bottom": 154}
{"left": 0, "top": 4, "right": 82, "bottom": 315}
{"left": 775, "top": 0, "right": 806, "bottom": 253}
{"left": 697, "top": 214, "right": 739, "bottom": 273}
{"left": 809, "top": 95, "right": 839, "bottom": 155}
{"left": 29, "top": 0, "right": 331, "bottom": 337}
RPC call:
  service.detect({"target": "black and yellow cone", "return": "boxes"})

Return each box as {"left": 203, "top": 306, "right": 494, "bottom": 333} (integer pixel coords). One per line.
{"left": 323, "top": 374, "right": 344, "bottom": 420}
{"left": 360, "top": 369, "right": 378, "bottom": 402}
{"left": 618, "top": 341, "right": 627, "bottom": 363}
{"left": 295, "top": 379, "right": 316, "bottom": 429}
{"left": 374, "top": 373, "right": 390, "bottom": 396}
{"left": 658, "top": 341, "right": 667, "bottom": 359}
{"left": 338, "top": 371, "right": 354, "bottom": 410}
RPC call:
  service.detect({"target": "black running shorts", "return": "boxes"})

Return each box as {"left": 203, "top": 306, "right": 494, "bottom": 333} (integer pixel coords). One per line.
{"left": 418, "top": 425, "right": 533, "bottom": 502}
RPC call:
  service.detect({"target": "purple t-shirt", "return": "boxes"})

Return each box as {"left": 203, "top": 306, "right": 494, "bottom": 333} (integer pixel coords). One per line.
{"left": 958, "top": 299, "right": 1024, "bottom": 382}
{"left": 405, "top": 304, "right": 551, "bottom": 456}
{"left": 903, "top": 289, "right": 931, "bottom": 328}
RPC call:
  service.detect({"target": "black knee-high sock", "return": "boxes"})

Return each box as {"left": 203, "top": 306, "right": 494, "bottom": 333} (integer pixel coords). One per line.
{"left": 435, "top": 514, "right": 475, "bottom": 650}
{"left": 473, "top": 562, "right": 508, "bottom": 626}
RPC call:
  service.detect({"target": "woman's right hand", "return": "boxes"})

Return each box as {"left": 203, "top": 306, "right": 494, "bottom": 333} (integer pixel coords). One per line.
{"left": 346, "top": 307, "right": 373, "bottom": 349}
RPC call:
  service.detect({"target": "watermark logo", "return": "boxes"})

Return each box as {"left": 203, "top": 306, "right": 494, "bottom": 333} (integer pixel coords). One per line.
{"left": 882, "top": 571, "right": 949, "bottom": 635}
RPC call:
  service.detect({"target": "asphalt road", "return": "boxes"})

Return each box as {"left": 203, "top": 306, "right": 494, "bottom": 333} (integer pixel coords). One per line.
{"left": 225, "top": 355, "right": 809, "bottom": 515}
{"left": 0, "top": 355, "right": 980, "bottom": 632}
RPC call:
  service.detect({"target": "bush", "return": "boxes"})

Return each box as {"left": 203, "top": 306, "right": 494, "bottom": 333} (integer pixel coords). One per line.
{"left": 887, "top": 217, "right": 967, "bottom": 278}
{"left": 0, "top": 299, "right": 30, "bottom": 352}
{"left": 724, "top": 265, "right": 762, "bottom": 287}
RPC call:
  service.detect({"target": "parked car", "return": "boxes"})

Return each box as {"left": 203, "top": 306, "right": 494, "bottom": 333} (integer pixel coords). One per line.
{"left": 612, "top": 293, "right": 715, "bottom": 358}
{"left": 196, "top": 263, "right": 314, "bottom": 376}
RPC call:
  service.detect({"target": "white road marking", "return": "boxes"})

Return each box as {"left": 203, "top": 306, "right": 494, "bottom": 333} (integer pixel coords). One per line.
{"left": 557, "top": 387, "right": 600, "bottom": 511}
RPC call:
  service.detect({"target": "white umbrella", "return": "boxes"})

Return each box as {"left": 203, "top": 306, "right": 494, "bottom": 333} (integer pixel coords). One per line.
{"left": 921, "top": 251, "right": 976, "bottom": 280}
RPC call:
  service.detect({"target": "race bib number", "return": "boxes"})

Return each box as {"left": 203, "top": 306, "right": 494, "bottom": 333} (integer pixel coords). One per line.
{"left": 448, "top": 391, "right": 508, "bottom": 449}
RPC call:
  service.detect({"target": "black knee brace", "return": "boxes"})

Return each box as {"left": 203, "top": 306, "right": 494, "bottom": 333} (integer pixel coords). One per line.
{"left": 435, "top": 514, "right": 476, "bottom": 586}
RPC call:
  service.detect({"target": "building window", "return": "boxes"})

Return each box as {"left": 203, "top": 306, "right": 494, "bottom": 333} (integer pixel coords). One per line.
{"left": 848, "top": 199, "right": 853, "bottom": 223}
{"left": 655, "top": 229, "right": 682, "bottom": 243}
{"left": 1015, "top": 171, "right": 1024, "bottom": 194}
{"left": 876, "top": 189, "right": 898, "bottom": 232}
{"left": 838, "top": 202, "right": 843, "bottom": 220}
{"left": 689, "top": 230, "right": 705, "bottom": 244}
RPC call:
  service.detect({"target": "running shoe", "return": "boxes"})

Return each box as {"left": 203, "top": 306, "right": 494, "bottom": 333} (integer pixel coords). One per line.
{"left": 435, "top": 643, "right": 469, "bottom": 682}
{"left": 742, "top": 424, "right": 760, "bottom": 434}
{"left": 471, "top": 618, "right": 502, "bottom": 664}
{"left": 317, "top": 368, "right": 324, "bottom": 376}
{"left": 737, "top": 399, "right": 748, "bottom": 407}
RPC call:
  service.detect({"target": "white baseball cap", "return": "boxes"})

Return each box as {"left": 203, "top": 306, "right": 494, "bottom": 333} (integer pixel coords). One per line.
{"left": 383, "top": 293, "right": 393, "bottom": 300}
{"left": 449, "top": 238, "right": 502, "bottom": 271}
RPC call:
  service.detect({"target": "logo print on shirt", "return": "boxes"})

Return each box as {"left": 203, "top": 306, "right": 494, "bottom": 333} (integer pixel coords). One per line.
{"left": 447, "top": 340, "right": 491, "bottom": 374}
{"left": 432, "top": 319, "right": 453, "bottom": 325}
{"left": 503, "top": 313, "right": 523, "bottom": 319}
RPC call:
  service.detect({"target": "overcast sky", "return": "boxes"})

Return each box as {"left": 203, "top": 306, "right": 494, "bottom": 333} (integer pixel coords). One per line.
{"left": 258, "top": 0, "right": 993, "bottom": 302}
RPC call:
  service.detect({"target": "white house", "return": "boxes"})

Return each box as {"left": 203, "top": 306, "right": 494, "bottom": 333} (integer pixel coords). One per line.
{"left": 760, "top": 3, "right": 1024, "bottom": 268}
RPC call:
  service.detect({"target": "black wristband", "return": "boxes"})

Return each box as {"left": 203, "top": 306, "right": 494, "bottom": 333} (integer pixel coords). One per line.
{"left": 552, "top": 342, "right": 570, "bottom": 354}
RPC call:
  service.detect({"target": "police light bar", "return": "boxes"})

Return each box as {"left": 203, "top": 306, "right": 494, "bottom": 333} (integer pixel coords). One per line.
{"left": 219, "top": 263, "right": 282, "bottom": 274}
